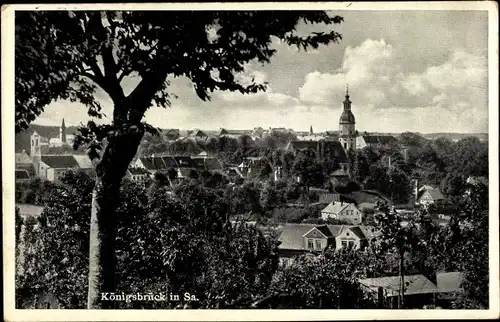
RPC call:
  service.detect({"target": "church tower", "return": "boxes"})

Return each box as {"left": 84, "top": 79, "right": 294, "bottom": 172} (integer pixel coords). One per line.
{"left": 60, "top": 118, "right": 67, "bottom": 144}
{"left": 338, "top": 87, "right": 356, "bottom": 150}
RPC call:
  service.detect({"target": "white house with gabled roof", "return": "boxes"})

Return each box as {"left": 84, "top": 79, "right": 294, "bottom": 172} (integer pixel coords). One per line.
{"left": 321, "top": 201, "right": 363, "bottom": 224}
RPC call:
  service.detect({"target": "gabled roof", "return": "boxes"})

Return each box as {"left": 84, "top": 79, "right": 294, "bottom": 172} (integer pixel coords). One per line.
{"left": 40, "top": 155, "right": 79, "bottom": 169}
{"left": 219, "top": 128, "right": 251, "bottom": 136}
{"left": 347, "top": 226, "right": 366, "bottom": 239}
{"left": 15, "top": 152, "right": 32, "bottom": 164}
{"left": 164, "top": 128, "right": 180, "bottom": 135}
{"left": 321, "top": 201, "right": 352, "bottom": 214}
{"left": 420, "top": 189, "right": 445, "bottom": 201}
{"left": 277, "top": 224, "right": 377, "bottom": 251}
{"left": 138, "top": 157, "right": 155, "bottom": 170}
{"left": 359, "top": 275, "right": 438, "bottom": 297}
{"left": 302, "top": 225, "right": 331, "bottom": 238}
{"left": 16, "top": 169, "right": 30, "bottom": 179}
{"left": 294, "top": 194, "right": 311, "bottom": 205}
{"left": 189, "top": 129, "right": 208, "bottom": 137}
{"left": 72, "top": 155, "right": 93, "bottom": 169}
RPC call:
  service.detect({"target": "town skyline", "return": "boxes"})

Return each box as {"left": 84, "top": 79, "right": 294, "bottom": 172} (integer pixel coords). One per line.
{"left": 32, "top": 10, "right": 489, "bottom": 134}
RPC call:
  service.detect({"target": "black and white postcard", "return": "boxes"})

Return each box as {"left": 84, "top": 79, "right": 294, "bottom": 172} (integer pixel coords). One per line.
{"left": 2, "top": 2, "right": 499, "bottom": 321}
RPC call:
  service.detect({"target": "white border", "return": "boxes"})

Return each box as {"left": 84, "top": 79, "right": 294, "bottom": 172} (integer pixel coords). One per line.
{"left": 2, "top": 2, "right": 499, "bottom": 321}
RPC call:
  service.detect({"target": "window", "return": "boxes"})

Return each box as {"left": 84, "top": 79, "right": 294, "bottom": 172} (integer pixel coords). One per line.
{"left": 341, "top": 240, "right": 348, "bottom": 248}
{"left": 348, "top": 241, "right": 355, "bottom": 249}
{"left": 315, "top": 240, "right": 322, "bottom": 250}
{"left": 344, "top": 143, "right": 347, "bottom": 149}
{"left": 307, "top": 239, "right": 314, "bottom": 250}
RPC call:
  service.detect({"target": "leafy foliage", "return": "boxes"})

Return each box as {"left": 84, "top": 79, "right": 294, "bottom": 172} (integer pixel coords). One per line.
{"left": 17, "top": 172, "right": 279, "bottom": 309}
{"left": 269, "top": 249, "right": 366, "bottom": 308}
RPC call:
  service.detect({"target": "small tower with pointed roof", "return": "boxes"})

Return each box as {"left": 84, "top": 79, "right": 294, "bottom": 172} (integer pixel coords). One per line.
{"left": 338, "top": 86, "right": 356, "bottom": 151}
{"left": 60, "top": 118, "right": 67, "bottom": 144}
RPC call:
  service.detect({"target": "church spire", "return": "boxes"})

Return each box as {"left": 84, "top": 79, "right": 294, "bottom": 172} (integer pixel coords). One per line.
{"left": 346, "top": 84, "right": 349, "bottom": 98}
{"left": 60, "top": 118, "right": 67, "bottom": 144}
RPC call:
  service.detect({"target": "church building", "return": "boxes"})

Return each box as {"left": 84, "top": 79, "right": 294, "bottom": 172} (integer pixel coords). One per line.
{"left": 338, "top": 87, "right": 356, "bottom": 151}
{"left": 337, "top": 88, "right": 398, "bottom": 151}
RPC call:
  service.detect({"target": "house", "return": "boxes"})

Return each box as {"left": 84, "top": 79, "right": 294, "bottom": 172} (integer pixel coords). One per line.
{"left": 37, "top": 155, "right": 81, "bottom": 183}
{"left": 418, "top": 188, "right": 446, "bottom": 207}
{"left": 188, "top": 129, "right": 208, "bottom": 139}
{"left": 218, "top": 128, "right": 252, "bottom": 139}
{"left": 163, "top": 129, "right": 181, "bottom": 141}
{"left": 321, "top": 201, "right": 363, "bottom": 224}
{"left": 359, "top": 274, "right": 439, "bottom": 308}
{"left": 135, "top": 156, "right": 171, "bottom": 174}
{"left": 277, "top": 223, "right": 378, "bottom": 261}
{"left": 436, "top": 272, "right": 463, "bottom": 304}
{"left": 126, "top": 167, "right": 151, "bottom": 183}
{"left": 251, "top": 127, "right": 265, "bottom": 138}
{"left": 270, "top": 127, "right": 288, "bottom": 134}
{"left": 15, "top": 151, "right": 35, "bottom": 177}
{"left": 335, "top": 225, "right": 368, "bottom": 249}
{"left": 237, "top": 156, "right": 268, "bottom": 177}
{"left": 15, "top": 169, "right": 31, "bottom": 183}
{"left": 356, "top": 135, "right": 398, "bottom": 149}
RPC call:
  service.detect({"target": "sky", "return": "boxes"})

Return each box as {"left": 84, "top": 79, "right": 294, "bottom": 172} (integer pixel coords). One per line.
{"left": 33, "top": 10, "right": 489, "bottom": 133}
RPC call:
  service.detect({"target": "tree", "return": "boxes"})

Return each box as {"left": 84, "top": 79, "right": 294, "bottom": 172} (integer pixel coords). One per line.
{"left": 17, "top": 174, "right": 279, "bottom": 309}
{"left": 373, "top": 203, "right": 422, "bottom": 308}
{"left": 269, "top": 249, "right": 365, "bottom": 308}
{"left": 16, "top": 10, "right": 344, "bottom": 308}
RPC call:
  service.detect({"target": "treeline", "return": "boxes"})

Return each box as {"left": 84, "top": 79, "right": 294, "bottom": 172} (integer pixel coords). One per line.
{"left": 347, "top": 132, "right": 488, "bottom": 204}
{"left": 138, "top": 131, "right": 297, "bottom": 165}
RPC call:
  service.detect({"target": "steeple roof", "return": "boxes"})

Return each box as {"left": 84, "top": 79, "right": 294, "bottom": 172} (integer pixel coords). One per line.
{"left": 339, "top": 87, "right": 355, "bottom": 124}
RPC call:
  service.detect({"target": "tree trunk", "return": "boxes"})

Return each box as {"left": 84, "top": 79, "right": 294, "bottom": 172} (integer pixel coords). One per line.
{"left": 399, "top": 250, "right": 405, "bottom": 309}
{"left": 87, "top": 128, "right": 144, "bottom": 309}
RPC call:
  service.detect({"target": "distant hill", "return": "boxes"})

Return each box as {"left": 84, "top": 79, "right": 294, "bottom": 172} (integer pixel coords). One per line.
{"left": 15, "top": 124, "right": 80, "bottom": 153}
{"left": 420, "top": 132, "right": 488, "bottom": 142}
